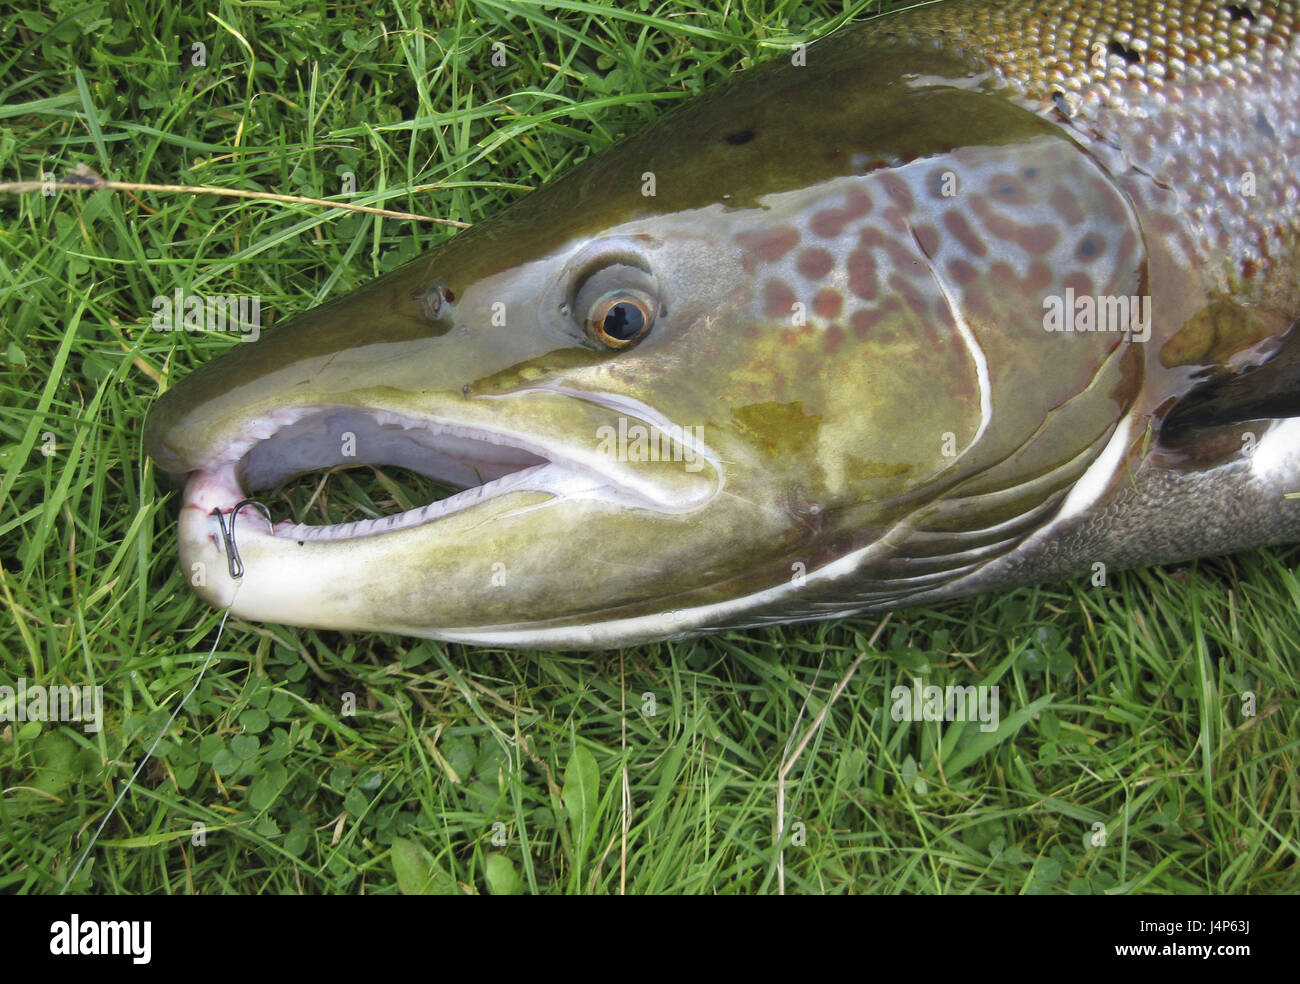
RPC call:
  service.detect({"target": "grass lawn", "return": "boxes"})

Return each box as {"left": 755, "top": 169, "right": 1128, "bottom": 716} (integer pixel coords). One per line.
{"left": 1, "top": 0, "right": 1297, "bottom": 894}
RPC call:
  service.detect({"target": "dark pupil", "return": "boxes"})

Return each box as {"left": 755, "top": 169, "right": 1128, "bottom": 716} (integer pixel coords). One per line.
{"left": 602, "top": 301, "right": 644, "bottom": 340}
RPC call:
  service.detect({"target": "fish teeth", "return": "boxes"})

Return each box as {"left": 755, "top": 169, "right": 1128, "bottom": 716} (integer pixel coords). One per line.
{"left": 276, "top": 463, "right": 557, "bottom": 542}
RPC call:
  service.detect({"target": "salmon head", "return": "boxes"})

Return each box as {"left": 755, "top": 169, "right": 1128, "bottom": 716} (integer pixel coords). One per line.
{"left": 147, "top": 1, "right": 1300, "bottom": 647}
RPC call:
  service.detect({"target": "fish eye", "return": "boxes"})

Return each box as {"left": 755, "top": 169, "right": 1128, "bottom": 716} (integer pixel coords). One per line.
{"left": 568, "top": 255, "right": 661, "bottom": 351}
{"left": 587, "top": 289, "right": 655, "bottom": 349}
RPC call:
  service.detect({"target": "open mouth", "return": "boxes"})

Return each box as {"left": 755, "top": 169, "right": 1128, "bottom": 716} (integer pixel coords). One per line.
{"left": 179, "top": 403, "right": 707, "bottom": 544}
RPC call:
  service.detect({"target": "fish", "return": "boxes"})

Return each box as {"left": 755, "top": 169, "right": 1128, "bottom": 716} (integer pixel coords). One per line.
{"left": 145, "top": 0, "right": 1300, "bottom": 649}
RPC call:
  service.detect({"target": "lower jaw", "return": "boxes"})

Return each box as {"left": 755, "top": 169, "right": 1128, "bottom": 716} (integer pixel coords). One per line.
{"left": 172, "top": 473, "right": 603, "bottom": 637}
{"left": 172, "top": 453, "right": 648, "bottom": 624}
{"left": 176, "top": 498, "right": 424, "bottom": 631}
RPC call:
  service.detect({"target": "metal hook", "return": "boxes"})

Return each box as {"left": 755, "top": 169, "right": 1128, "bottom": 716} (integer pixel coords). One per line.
{"left": 211, "top": 499, "right": 275, "bottom": 580}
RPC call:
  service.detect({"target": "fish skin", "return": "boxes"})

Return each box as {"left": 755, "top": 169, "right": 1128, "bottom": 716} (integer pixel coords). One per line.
{"left": 146, "top": 0, "right": 1300, "bottom": 648}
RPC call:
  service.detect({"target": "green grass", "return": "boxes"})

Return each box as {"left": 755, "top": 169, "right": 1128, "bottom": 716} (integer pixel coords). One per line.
{"left": 2, "top": 0, "right": 1298, "bottom": 895}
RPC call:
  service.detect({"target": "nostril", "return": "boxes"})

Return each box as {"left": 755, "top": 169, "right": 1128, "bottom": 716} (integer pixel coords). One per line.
{"left": 417, "top": 284, "right": 456, "bottom": 321}
{"left": 420, "top": 286, "right": 444, "bottom": 320}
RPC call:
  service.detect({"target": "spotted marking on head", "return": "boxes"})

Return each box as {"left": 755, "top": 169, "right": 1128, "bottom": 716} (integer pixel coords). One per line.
{"left": 1049, "top": 186, "right": 1086, "bottom": 224}
{"left": 925, "top": 167, "right": 953, "bottom": 200}
{"left": 798, "top": 248, "right": 835, "bottom": 280}
{"left": 989, "top": 173, "right": 1029, "bottom": 205}
{"left": 738, "top": 227, "right": 800, "bottom": 274}
{"left": 763, "top": 279, "right": 798, "bottom": 319}
{"left": 810, "top": 188, "right": 872, "bottom": 238}
{"left": 947, "top": 258, "right": 978, "bottom": 286}
{"left": 725, "top": 135, "right": 1145, "bottom": 388}
{"left": 913, "top": 223, "right": 941, "bottom": 258}
{"left": 1077, "top": 233, "right": 1106, "bottom": 262}
{"left": 847, "top": 247, "right": 877, "bottom": 301}
{"left": 813, "top": 288, "right": 844, "bottom": 320}
{"left": 943, "top": 210, "right": 987, "bottom": 257}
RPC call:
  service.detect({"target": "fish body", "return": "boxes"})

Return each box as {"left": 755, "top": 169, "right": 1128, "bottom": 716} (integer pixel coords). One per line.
{"left": 146, "top": 0, "right": 1300, "bottom": 648}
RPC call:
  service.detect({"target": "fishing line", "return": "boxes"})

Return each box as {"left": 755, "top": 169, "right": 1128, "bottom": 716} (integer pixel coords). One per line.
{"left": 60, "top": 503, "right": 265, "bottom": 893}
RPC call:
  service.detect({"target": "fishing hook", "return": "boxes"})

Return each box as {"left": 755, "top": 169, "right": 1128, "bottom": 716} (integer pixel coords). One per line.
{"left": 211, "top": 499, "right": 275, "bottom": 580}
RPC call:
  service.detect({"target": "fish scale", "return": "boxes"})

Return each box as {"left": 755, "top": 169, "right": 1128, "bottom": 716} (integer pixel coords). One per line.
{"left": 899, "top": 0, "right": 1300, "bottom": 304}
{"left": 145, "top": 0, "right": 1300, "bottom": 647}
